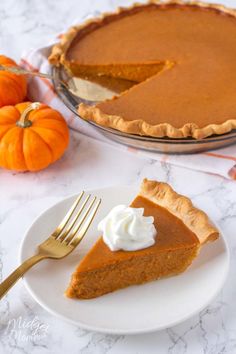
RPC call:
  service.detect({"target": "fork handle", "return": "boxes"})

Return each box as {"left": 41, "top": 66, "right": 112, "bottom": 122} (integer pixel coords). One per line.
{"left": 0, "top": 254, "right": 48, "bottom": 300}
{"left": 0, "top": 65, "right": 53, "bottom": 80}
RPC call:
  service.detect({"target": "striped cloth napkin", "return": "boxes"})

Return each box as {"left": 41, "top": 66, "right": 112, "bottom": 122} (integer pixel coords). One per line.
{"left": 20, "top": 44, "right": 236, "bottom": 180}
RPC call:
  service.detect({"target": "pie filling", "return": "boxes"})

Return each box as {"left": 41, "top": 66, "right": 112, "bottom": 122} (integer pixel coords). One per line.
{"left": 66, "top": 247, "right": 199, "bottom": 299}
{"left": 65, "top": 61, "right": 170, "bottom": 83}
{"left": 66, "top": 196, "right": 200, "bottom": 299}
{"left": 59, "top": 3, "right": 236, "bottom": 138}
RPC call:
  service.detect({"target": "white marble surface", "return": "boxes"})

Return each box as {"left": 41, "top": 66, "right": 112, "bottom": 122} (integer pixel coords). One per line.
{"left": 0, "top": 0, "right": 236, "bottom": 353}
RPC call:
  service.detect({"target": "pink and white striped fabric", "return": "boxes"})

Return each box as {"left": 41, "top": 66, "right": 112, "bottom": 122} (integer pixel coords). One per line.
{"left": 21, "top": 44, "right": 236, "bottom": 180}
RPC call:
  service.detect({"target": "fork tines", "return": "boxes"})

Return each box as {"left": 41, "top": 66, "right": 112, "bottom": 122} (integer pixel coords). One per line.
{"left": 51, "top": 192, "right": 101, "bottom": 247}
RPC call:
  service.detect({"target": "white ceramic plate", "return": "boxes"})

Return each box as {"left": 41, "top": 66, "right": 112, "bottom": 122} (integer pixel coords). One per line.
{"left": 20, "top": 186, "right": 229, "bottom": 335}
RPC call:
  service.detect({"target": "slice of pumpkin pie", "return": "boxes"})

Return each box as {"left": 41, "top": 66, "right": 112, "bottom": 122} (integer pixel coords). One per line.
{"left": 66, "top": 179, "right": 219, "bottom": 299}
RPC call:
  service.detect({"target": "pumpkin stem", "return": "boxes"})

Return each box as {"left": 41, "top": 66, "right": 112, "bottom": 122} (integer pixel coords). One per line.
{"left": 17, "top": 102, "right": 41, "bottom": 128}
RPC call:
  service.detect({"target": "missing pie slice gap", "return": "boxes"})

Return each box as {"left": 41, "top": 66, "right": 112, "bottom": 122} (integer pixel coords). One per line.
{"left": 68, "top": 61, "right": 173, "bottom": 101}
{"left": 67, "top": 61, "right": 172, "bottom": 83}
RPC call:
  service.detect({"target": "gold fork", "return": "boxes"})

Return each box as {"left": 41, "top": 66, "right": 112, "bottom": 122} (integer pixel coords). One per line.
{"left": 0, "top": 192, "right": 101, "bottom": 300}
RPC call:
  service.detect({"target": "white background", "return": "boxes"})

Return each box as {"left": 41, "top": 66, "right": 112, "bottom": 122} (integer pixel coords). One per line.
{"left": 0, "top": 1, "right": 236, "bottom": 353}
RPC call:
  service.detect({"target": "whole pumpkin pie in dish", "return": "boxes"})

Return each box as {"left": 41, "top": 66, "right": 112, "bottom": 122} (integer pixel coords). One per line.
{"left": 50, "top": 1, "right": 236, "bottom": 139}
{"left": 66, "top": 179, "right": 219, "bottom": 299}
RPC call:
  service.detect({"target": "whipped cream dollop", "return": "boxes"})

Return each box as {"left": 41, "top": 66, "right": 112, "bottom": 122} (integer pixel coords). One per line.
{"left": 98, "top": 205, "right": 157, "bottom": 251}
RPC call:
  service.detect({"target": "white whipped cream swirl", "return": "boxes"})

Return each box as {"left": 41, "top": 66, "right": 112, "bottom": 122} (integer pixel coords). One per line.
{"left": 98, "top": 205, "right": 157, "bottom": 251}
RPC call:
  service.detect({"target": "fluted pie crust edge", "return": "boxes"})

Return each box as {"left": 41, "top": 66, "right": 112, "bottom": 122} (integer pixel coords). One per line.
{"left": 78, "top": 103, "right": 236, "bottom": 139}
{"left": 140, "top": 179, "right": 219, "bottom": 244}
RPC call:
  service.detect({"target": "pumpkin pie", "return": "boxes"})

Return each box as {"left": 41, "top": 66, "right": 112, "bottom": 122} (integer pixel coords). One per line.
{"left": 50, "top": 1, "right": 236, "bottom": 139}
{"left": 66, "top": 179, "right": 219, "bottom": 299}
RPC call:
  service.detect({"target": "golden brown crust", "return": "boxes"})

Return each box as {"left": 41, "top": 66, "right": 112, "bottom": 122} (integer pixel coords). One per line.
{"left": 78, "top": 103, "right": 236, "bottom": 139}
{"left": 139, "top": 179, "right": 219, "bottom": 244}
{"left": 49, "top": 1, "right": 236, "bottom": 139}
{"left": 49, "top": 26, "right": 79, "bottom": 66}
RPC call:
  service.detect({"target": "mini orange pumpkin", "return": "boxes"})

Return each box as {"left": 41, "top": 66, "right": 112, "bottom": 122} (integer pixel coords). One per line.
{"left": 0, "top": 102, "right": 69, "bottom": 171}
{"left": 0, "top": 55, "right": 27, "bottom": 107}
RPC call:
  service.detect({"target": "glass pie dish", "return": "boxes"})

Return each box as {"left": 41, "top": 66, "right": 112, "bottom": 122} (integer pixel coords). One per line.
{"left": 52, "top": 66, "right": 236, "bottom": 154}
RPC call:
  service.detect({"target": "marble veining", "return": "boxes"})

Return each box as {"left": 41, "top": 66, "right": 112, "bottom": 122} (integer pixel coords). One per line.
{"left": 0, "top": 0, "right": 236, "bottom": 353}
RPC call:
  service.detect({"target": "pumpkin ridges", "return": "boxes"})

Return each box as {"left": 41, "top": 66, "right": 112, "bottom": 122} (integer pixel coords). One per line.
{"left": 27, "top": 125, "right": 54, "bottom": 156}
{"left": 0, "top": 101, "right": 69, "bottom": 172}
{"left": 0, "top": 70, "right": 26, "bottom": 92}
{"left": 29, "top": 108, "right": 67, "bottom": 123}
{"left": 0, "top": 55, "right": 27, "bottom": 107}
{"left": 0, "top": 76, "right": 24, "bottom": 106}
{"left": 23, "top": 128, "right": 53, "bottom": 171}
{"left": 21, "top": 102, "right": 69, "bottom": 171}
{"left": 32, "top": 119, "right": 69, "bottom": 142}
{"left": 0, "top": 129, "right": 10, "bottom": 169}
{"left": 1, "top": 72, "right": 27, "bottom": 101}
{"left": 0, "top": 106, "right": 20, "bottom": 125}
{"left": 8, "top": 128, "right": 27, "bottom": 171}
{"left": 31, "top": 127, "right": 68, "bottom": 162}
{"left": 0, "top": 125, "right": 15, "bottom": 139}
{"left": 0, "top": 126, "right": 27, "bottom": 170}
{"left": 31, "top": 125, "right": 67, "bottom": 144}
